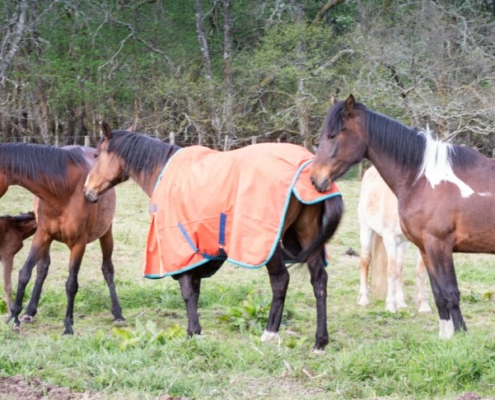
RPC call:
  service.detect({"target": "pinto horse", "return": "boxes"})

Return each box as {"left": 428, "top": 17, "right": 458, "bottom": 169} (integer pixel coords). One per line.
{"left": 310, "top": 94, "right": 495, "bottom": 339}
{"left": 358, "top": 166, "right": 431, "bottom": 313}
{"left": 0, "top": 144, "right": 124, "bottom": 334}
{"left": 83, "top": 122, "right": 344, "bottom": 351}
{"left": 0, "top": 212, "right": 37, "bottom": 316}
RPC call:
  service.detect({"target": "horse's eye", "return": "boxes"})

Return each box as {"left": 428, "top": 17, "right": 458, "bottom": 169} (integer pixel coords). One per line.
{"left": 94, "top": 152, "right": 99, "bottom": 159}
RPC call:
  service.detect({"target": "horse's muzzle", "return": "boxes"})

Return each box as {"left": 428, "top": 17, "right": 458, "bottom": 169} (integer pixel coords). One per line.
{"left": 84, "top": 189, "right": 99, "bottom": 203}
{"left": 310, "top": 176, "right": 330, "bottom": 193}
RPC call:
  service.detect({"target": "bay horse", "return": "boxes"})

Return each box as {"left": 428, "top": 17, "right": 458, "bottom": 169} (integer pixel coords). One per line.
{"left": 0, "top": 144, "right": 125, "bottom": 334}
{"left": 311, "top": 94, "right": 494, "bottom": 339}
{"left": 0, "top": 212, "right": 37, "bottom": 316}
{"left": 358, "top": 165, "right": 431, "bottom": 313}
{"left": 83, "top": 122, "right": 344, "bottom": 351}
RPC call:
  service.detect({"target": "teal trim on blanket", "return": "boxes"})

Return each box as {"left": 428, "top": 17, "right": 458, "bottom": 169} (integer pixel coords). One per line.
{"left": 152, "top": 148, "right": 184, "bottom": 196}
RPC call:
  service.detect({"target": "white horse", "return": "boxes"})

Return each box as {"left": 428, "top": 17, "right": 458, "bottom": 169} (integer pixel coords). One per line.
{"left": 357, "top": 166, "right": 431, "bottom": 313}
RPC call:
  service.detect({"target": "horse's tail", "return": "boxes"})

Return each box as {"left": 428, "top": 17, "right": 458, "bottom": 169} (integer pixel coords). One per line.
{"left": 297, "top": 195, "right": 344, "bottom": 263}
{"left": 6, "top": 211, "right": 37, "bottom": 240}
{"left": 370, "top": 234, "right": 388, "bottom": 299}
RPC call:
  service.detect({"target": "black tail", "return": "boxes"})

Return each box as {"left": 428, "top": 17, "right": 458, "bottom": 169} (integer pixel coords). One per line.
{"left": 4, "top": 211, "right": 37, "bottom": 240}
{"left": 297, "top": 195, "right": 344, "bottom": 262}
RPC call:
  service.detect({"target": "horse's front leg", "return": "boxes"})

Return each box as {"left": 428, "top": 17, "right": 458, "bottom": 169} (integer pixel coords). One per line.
{"left": 21, "top": 248, "right": 51, "bottom": 322}
{"left": 420, "top": 245, "right": 465, "bottom": 339}
{"left": 261, "top": 247, "right": 290, "bottom": 344}
{"left": 99, "top": 227, "right": 124, "bottom": 322}
{"left": 9, "top": 231, "right": 51, "bottom": 327}
{"left": 63, "top": 242, "right": 86, "bottom": 335}
{"left": 177, "top": 270, "right": 202, "bottom": 336}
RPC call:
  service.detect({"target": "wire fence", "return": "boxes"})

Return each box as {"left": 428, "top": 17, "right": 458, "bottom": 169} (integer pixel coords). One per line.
{"left": 3, "top": 132, "right": 314, "bottom": 152}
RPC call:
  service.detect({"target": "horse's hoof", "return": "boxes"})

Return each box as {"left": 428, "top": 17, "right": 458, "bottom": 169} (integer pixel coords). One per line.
{"left": 357, "top": 296, "right": 369, "bottom": 307}
{"left": 62, "top": 328, "right": 74, "bottom": 336}
{"left": 418, "top": 304, "right": 432, "bottom": 313}
{"left": 113, "top": 317, "right": 126, "bottom": 325}
{"left": 260, "top": 330, "right": 279, "bottom": 343}
{"left": 312, "top": 347, "right": 325, "bottom": 354}
{"left": 20, "top": 314, "right": 34, "bottom": 323}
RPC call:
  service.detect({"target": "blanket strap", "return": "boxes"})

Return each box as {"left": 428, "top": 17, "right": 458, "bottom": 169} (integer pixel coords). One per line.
{"left": 178, "top": 214, "right": 228, "bottom": 261}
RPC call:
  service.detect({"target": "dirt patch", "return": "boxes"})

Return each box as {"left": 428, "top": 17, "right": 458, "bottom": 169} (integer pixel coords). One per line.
{"left": 457, "top": 393, "right": 483, "bottom": 400}
{"left": 0, "top": 375, "right": 87, "bottom": 399}
{"left": 0, "top": 375, "right": 185, "bottom": 400}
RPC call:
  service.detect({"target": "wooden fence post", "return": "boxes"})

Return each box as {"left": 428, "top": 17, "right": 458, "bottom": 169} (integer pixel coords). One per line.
{"left": 84, "top": 136, "right": 90, "bottom": 147}
{"left": 251, "top": 136, "right": 256, "bottom": 145}
{"left": 223, "top": 135, "right": 229, "bottom": 151}
{"left": 169, "top": 132, "right": 175, "bottom": 145}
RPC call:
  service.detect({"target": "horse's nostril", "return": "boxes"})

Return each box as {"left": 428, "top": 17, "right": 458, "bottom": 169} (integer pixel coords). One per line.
{"left": 310, "top": 177, "right": 315, "bottom": 186}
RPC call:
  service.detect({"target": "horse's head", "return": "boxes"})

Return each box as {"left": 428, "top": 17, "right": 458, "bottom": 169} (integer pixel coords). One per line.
{"left": 311, "top": 94, "right": 368, "bottom": 192}
{"left": 83, "top": 121, "right": 130, "bottom": 203}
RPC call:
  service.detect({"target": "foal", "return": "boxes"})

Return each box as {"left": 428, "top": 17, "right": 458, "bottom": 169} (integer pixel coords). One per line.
{"left": 0, "top": 212, "right": 37, "bottom": 316}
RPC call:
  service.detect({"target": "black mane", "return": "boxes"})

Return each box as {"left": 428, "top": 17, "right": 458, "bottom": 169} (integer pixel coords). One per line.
{"left": 106, "top": 130, "right": 181, "bottom": 182}
{"left": 0, "top": 143, "right": 88, "bottom": 195}
{"left": 326, "top": 101, "right": 479, "bottom": 172}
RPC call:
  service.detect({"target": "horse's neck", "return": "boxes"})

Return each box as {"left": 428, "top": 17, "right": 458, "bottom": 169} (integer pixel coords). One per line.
{"left": 130, "top": 167, "right": 163, "bottom": 198}
{"left": 366, "top": 149, "right": 418, "bottom": 197}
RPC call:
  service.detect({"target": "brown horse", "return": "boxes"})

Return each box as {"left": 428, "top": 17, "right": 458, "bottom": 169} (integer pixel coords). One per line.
{"left": 358, "top": 166, "right": 431, "bottom": 313}
{"left": 83, "top": 122, "right": 344, "bottom": 351}
{"left": 0, "top": 144, "right": 124, "bottom": 334}
{"left": 0, "top": 212, "right": 37, "bottom": 316}
{"left": 311, "top": 94, "right": 494, "bottom": 339}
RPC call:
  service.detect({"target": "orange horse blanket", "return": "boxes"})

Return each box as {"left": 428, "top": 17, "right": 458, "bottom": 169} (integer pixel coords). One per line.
{"left": 144, "top": 143, "right": 341, "bottom": 278}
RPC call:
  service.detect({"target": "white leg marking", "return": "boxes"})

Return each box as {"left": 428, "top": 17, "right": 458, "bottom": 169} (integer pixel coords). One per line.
{"left": 439, "top": 318, "right": 455, "bottom": 339}
{"left": 261, "top": 330, "right": 279, "bottom": 343}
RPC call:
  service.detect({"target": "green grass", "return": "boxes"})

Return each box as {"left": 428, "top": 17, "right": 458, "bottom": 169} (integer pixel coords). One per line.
{"left": 0, "top": 177, "right": 493, "bottom": 399}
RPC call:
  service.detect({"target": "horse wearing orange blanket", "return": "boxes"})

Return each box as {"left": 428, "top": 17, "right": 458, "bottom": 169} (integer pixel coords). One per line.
{"left": 84, "top": 122, "right": 343, "bottom": 351}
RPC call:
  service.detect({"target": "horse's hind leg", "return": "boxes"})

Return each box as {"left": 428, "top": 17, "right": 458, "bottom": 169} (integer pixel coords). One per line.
{"left": 358, "top": 225, "right": 374, "bottom": 307}
{"left": 261, "top": 247, "right": 290, "bottom": 343}
{"left": 21, "top": 248, "right": 51, "bottom": 322}
{"left": 391, "top": 240, "right": 409, "bottom": 311}
{"left": 415, "top": 253, "right": 431, "bottom": 313}
{"left": 178, "top": 271, "right": 203, "bottom": 336}
{"left": 99, "top": 227, "right": 124, "bottom": 322}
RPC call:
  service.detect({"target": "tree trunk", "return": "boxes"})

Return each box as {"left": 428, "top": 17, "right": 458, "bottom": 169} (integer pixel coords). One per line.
{"left": 223, "top": 0, "right": 234, "bottom": 142}
{"left": 195, "top": 0, "right": 219, "bottom": 146}
{"left": 312, "top": 0, "right": 345, "bottom": 26}
{"left": 0, "top": 0, "right": 28, "bottom": 89}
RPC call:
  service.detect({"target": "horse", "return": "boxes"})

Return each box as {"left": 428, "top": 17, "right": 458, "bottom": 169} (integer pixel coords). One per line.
{"left": 310, "top": 94, "right": 495, "bottom": 339}
{"left": 0, "top": 144, "right": 125, "bottom": 334}
{"left": 0, "top": 212, "right": 37, "bottom": 316}
{"left": 357, "top": 165, "right": 431, "bottom": 313}
{"left": 82, "top": 122, "right": 344, "bottom": 351}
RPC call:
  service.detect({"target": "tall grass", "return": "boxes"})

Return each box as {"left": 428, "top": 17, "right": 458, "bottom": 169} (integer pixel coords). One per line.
{"left": 0, "top": 171, "right": 493, "bottom": 399}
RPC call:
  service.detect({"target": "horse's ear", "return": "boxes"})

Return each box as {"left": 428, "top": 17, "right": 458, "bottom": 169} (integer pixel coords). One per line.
{"left": 343, "top": 94, "right": 356, "bottom": 118}
{"left": 100, "top": 121, "right": 113, "bottom": 140}
{"left": 331, "top": 95, "right": 338, "bottom": 105}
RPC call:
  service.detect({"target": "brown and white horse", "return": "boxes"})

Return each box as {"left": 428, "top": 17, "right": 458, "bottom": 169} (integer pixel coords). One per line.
{"left": 311, "top": 95, "right": 492, "bottom": 339}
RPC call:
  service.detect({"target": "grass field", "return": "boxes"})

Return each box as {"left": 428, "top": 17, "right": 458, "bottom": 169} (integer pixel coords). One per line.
{"left": 0, "top": 166, "right": 493, "bottom": 399}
